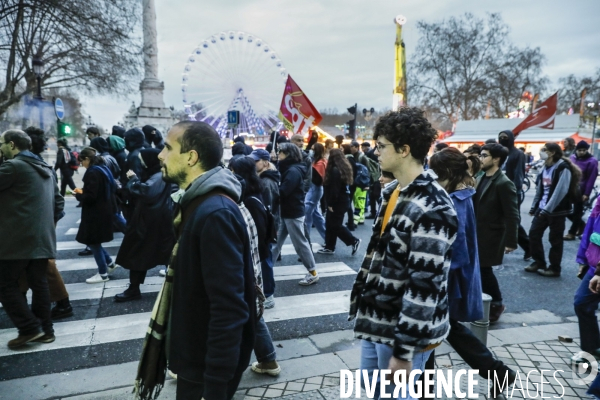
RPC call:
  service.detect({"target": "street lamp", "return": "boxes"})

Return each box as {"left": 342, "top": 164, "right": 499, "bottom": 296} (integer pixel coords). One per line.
{"left": 32, "top": 57, "right": 44, "bottom": 130}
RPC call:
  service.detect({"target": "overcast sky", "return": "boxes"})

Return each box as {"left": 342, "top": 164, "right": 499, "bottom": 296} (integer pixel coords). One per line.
{"left": 85, "top": 0, "right": 600, "bottom": 131}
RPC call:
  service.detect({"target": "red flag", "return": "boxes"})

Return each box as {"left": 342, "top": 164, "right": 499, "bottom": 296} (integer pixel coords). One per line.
{"left": 278, "top": 75, "right": 322, "bottom": 134}
{"left": 513, "top": 92, "right": 558, "bottom": 136}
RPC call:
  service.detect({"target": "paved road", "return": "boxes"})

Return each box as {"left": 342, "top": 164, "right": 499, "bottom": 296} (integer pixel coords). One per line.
{"left": 0, "top": 185, "right": 588, "bottom": 384}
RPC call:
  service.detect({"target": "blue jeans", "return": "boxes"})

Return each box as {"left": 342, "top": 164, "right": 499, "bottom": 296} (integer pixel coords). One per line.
{"left": 254, "top": 317, "right": 276, "bottom": 363}
{"left": 574, "top": 268, "right": 600, "bottom": 353}
{"left": 88, "top": 244, "right": 112, "bottom": 275}
{"left": 305, "top": 184, "right": 326, "bottom": 241}
{"left": 261, "top": 246, "right": 275, "bottom": 298}
{"left": 360, "top": 340, "right": 432, "bottom": 400}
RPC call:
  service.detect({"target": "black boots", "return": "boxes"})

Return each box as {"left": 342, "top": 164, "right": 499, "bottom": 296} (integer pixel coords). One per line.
{"left": 114, "top": 284, "right": 142, "bottom": 302}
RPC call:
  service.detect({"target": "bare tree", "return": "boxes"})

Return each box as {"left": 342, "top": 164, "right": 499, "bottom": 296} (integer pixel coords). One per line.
{"left": 0, "top": 0, "right": 142, "bottom": 116}
{"left": 409, "top": 13, "right": 549, "bottom": 123}
{"left": 558, "top": 69, "right": 600, "bottom": 115}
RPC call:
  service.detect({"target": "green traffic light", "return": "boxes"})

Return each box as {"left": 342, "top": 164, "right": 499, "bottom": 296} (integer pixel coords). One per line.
{"left": 64, "top": 125, "right": 72, "bottom": 134}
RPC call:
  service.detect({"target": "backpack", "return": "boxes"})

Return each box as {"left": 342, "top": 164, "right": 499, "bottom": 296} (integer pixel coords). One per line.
{"left": 63, "top": 149, "right": 80, "bottom": 170}
{"left": 365, "top": 157, "right": 380, "bottom": 183}
{"left": 250, "top": 196, "right": 278, "bottom": 244}
{"left": 354, "top": 163, "right": 371, "bottom": 189}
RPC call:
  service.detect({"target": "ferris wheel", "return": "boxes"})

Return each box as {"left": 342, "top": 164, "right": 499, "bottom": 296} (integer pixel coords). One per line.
{"left": 181, "top": 31, "right": 288, "bottom": 136}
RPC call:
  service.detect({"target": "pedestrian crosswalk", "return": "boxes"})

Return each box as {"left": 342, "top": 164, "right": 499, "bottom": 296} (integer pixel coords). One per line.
{"left": 0, "top": 201, "right": 369, "bottom": 381}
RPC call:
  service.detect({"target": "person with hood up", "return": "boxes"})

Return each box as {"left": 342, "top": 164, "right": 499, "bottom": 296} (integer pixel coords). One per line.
{"left": 230, "top": 142, "right": 248, "bottom": 163}
{"left": 233, "top": 135, "right": 253, "bottom": 155}
{"left": 74, "top": 147, "right": 119, "bottom": 284}
{"left": 90, "top": 137, "right": 121, "bottom": 180}
{"left": 498, "top": 129, "right": 531, "bottom": 260}
{"left": 134, "top": 121, "right": 255, "bottom": 400}
{"left": 271, "top": 143, "right": 319, "bottom": 285}
{"left": 0, "top": 129, "right": 64, "bottom": 348}
{"left": 123, "top": 128, "right": 146, "bottom": 219}
{"left": 112, "top": 125, "right": 126, "bottom": 139}
{"left": 107, "top": 135, "right": 127, "bottom": 184}
{"left": 141, "top": 125, "right": 165, "bottom": 150}
{"left": 526, "top": 142, "right": 580, "bottom": 277}
{"left": 114, "top": 149, "right": 176, "bottom": 302}
{"left": 565, "top": 140, "right": 598, "bottom": 240}
{"left": 54, "top": 138, "right": 77, "bottom": 197}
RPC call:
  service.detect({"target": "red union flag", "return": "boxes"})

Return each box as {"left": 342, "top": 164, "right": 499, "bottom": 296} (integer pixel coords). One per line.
{"left": 513, "top": 92, "right": 558, "bottom": 136}
{"left": 278, "top": 75, "right": 322, "bottom": 134}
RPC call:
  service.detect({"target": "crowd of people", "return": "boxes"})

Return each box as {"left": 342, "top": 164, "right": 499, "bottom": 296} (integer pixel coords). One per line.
{"left": 2, "top": 108, "right": 600, "bottom": 399}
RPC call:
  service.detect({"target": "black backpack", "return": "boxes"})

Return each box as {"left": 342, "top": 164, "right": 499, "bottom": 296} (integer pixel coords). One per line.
{"left": 250, "top": 196, "right": 278, "bottom": 244}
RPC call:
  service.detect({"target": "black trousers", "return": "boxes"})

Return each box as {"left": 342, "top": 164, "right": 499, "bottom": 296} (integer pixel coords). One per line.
{"left": 346, "top": 186, "right": 357, "bottom": 228}
{"left": 176, "top": 375, "right": 243, "bottom": 400}
{"left": 567, "top": 197, "right": 584, "bottom": 235}
{"left": 0, "top": 259, "right": 53, "bottom": 336}
{"left": 516, "top": 191, "right": 530, "bottom": 254}
{"left": 326, "top": 199, "right": 357, "bottom": 251}
{"left": 480, "top": 267, "right": 502, "bottom": 304}
{"left": 529, "top": 213, "right": 566, "bottom": 271}
{"left": 130, "top": 270, "right": 147, "bottom": 285}
{"left": 369, "top": 184, "right": 381, "bottom": 216}
{"left": 60, "top": 170, "right": 76, "bottom": 197}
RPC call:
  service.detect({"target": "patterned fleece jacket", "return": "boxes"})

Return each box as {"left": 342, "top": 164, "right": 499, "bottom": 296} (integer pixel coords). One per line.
{"left": 349, "top": 170, "right": 458, "bottom": 361}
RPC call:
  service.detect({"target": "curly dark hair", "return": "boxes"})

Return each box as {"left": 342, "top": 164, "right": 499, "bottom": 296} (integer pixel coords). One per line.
{"left": 373, "top": 107, "right": 437, "bottom": 164}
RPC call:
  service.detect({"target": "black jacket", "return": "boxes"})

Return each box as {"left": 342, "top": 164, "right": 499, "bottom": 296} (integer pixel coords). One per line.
{"left": 324, "top": 166, "right": 350, "bottom": 207}
{"left": 278, "top": 158, "right": 308, "bottom": 219}
{"left": 301, "top": 150, "right": 312, "bottom": 193}
{"left": 169, "top": 167, "right": 255, "bottom": 400}
{"left": 124, "top": 128, "right": 145, "bottom": 180}
{"left": 499, "top": 130, "right": 526, "bottom": 192}
{"left": 75, "top": 166, "right": 116, "bottom": 245}
{"left": 243, "top": 193, "right": 269, "bottom": 261}
{"left": 142, "top": 125, "right": 165, "bottom": 150}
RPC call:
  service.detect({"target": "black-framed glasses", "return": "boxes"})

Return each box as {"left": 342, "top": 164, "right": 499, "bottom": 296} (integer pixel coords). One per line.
{"left": 375, "top": 142, "right": 391, "bottom": 151}
{"left": 479, "top": 153, "right": 491, "bottom": 159}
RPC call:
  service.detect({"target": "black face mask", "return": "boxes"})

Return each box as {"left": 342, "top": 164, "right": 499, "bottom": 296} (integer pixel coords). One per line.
{"left": 499, "top": 138, "right": 510, "bottom": 147}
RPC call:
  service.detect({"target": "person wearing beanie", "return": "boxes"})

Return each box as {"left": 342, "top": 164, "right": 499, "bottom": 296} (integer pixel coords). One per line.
{"left": 114, "top": 148, "right": 176, "bottom": 301}
{"left": 565, "top": 140, "right": 598, "bottom": 240}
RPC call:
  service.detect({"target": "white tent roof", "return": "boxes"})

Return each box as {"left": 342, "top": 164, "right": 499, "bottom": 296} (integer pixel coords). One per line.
{"left": 442, "top": 115, "right": 590, "bottom": 143}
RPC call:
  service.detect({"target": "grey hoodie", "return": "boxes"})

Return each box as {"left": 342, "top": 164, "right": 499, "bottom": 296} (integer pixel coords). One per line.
{"left": 181, "top": 166, "right": 242, "bottom": 208}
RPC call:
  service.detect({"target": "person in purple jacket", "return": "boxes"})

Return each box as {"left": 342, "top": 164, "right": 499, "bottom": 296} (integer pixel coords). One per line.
{"left": 565, "top": 140, "right": 599, "bottom": 240}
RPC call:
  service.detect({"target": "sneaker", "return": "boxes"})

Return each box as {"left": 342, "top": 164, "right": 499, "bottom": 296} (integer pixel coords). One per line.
{"left": 351, "top": 239, "right": 362, "bottom": 256}
{"left": 32, "top": 333, "right": 56, "bottom": 343}
{"left": 524, "top": 262, "right": 542, "bottom": 273}
{"left": 86, "top": 273, "right": 109, "bottom": 284}
{"left": 317, "top": 248, "right": 335, "bottom": 255}
{"left": 78, "top": 248, "right": 93, "bottom": 256}
{"left": 7, "top": 332, "right": 44, "bottom": 349}
{"left": 299, "top": 273, "right": 319, "bottom": 286}
{"left": 251, "top": 361, "right": 281, "bottom": 376}
{"left": 489, "top": 304, "right": 506, "bottom": 324}
{"left": 563, "top": 233, "right": 576, "bottom": 241}
{"left": 159, "top": 269, "right": 167, "bottom": 277}
{"left": 264, "top": 295, "right": 275, "bottom": 309}
{"left": 51, "top": 304, "right": 73, "bottom": 320}
{"left": 107, "top": 262, "right": 118, "bottom": 274}
{"left": 537, "top": 268, "right": 561, "bottom": 278}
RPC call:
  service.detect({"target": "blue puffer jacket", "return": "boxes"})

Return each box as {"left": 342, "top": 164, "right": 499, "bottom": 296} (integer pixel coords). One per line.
{"left": 448, "top": 187, "right": 483, "bottom": 322}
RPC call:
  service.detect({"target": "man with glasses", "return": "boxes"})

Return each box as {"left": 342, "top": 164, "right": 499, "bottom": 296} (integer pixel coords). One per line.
{"left": 0, "top": 129, "right": 64, "bottom": 348}
{"left": 349, "top": 108, "right": 458, "bottom": 397}
{"left": 474, "top": 143, "right": 519, "bottom": 323}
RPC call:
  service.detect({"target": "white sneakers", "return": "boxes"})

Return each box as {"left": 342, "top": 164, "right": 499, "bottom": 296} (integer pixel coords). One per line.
{"left": 86, "top": 273, "right": 109, "bottom": 284}
{"left": 159, "top": 269, "right": 167, "bottom": 277}
{"left": 299, "top": 273, "right": 319, "bottom": 286}
{"left": 107, "top": 262, "right": 118, "bottom": 274}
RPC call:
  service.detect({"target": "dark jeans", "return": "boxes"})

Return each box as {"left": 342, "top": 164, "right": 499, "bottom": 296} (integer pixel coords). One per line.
{"left": 369, "top": 184, "right": 381, "bottom": 216}
{"left": 567, "top": 197, "right": 585, "bottom": 235}
{"left": 261, "top": 246, "right": 275, "bottom": 298}
{"left": 130, "top": 270, "right": 147, "bottom": 285}
{"left": 0, "top": 259, "right": 53, "bottom": 336}
{"left": 574, "top": 269, "right": 600, "bottom": 353}
{"left": 60, "top": 170, "right": 76, "bottom": 197}
{"left": 88, "top": 244, "right": 112, "bottom": 275}
{"left": 529, "top": 213, "right": 566, "bottom": 271}
{"left": 480, "top": 267, "right": 502, "bottom": 304}
{"left": 326, "top": 199, "right": 357, "bottom": 251}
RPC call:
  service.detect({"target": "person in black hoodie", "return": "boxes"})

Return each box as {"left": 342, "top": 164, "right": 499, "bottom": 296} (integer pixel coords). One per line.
{"left": 233, "top": 135, "right": 253, "bottom": 155}
{"left": 123, "top": 128, "right": 145, "bottom": 220}
{"left": 111, "top": 125, "right": 126, "bottom": 139}
{"left": 90, "top": 137, "right": 121, "bottom": 180}
{"left": 318, "top": 149, "right": 361, "bottom": 255}
{"left": 498, "top": 129, "right": 531, "bottom": 260}
{"left": 271, "top": 143, "right": 319, "bottom": 285}
{"left": 141, "top": 125, "right": 165, "bottom": 150}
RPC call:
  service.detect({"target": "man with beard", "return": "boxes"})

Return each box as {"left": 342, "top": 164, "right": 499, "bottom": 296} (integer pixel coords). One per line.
{"left": 498, "top": 130, "right": 531, "bottom": 260}
{"left": 135, "top": 121, "right": 255, "bottom": 400}
{"left": 474, "top": 143, "right": 519, "bottom": 323}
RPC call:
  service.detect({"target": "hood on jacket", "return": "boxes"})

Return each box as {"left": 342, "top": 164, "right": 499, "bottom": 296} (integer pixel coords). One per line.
{"left": 260, "top": 169, "right": 280, "bottom": 183}
{"left": 14, "top": 151, "right": 53, "bottom": 179}
{"left": 107, "top": 135, "right": 126, "bottom": 152}
{"left": 231, "top": 142, "right": 247, "bottom": 156}
{"left": 90, "top": 137, "right": 110, "bottom": 154}
{"left": 233, "top": 136, "right": 246, "bottom": 144}
{"left": 142, "top": 125, "right": 162, "bottom": 142}
{"left": 181, "top": 166, "right": 242, "bottom": 208}
{"left": 112, "top": 126, "right": 126, "bottom": 138}
{"left": 278, "top": 157, "right": 307, "bottom": 177}
{"left": 124, "top": 128, "right": 145, "bottom": 152}
{"left": 498, "top": 130, "right": 515, "bottom": 150}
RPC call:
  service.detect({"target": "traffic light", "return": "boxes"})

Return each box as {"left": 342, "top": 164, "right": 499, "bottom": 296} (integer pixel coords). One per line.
{"left": 58, "top": 121, "right": 73, "bottom": 137}
{"left": 347, "top": 103, "right": 357, "bottom": 139}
